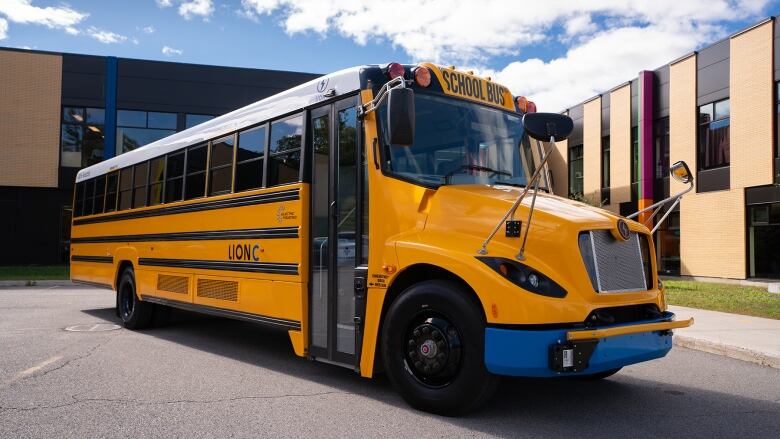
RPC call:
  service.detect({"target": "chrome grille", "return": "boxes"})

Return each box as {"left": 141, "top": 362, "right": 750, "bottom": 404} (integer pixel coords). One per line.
{"left": 581, "top": 230, "right": 647, "bottom": 293}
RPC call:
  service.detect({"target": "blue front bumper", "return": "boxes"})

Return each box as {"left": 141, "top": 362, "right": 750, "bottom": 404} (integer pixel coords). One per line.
{"left": 485, "top": 312, "right": 675, "bottom": 377}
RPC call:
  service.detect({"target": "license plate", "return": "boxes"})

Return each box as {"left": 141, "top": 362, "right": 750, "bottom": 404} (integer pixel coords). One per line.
{"left": 562, "top": 349, "right": 574, "bottom": 368}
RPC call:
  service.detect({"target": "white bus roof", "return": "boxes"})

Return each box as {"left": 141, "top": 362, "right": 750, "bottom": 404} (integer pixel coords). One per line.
{"left": 76, "top": 66, "right": 363, "bottom": 183}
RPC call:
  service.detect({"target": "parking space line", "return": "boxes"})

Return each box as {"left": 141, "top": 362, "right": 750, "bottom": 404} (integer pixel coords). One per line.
{"left": 18, "top": 355, "right": 63, "bottom": 377}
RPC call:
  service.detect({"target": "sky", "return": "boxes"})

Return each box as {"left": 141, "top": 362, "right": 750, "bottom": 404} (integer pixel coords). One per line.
{"left": 1, "top": 0, "right": 779, "bottom": 111}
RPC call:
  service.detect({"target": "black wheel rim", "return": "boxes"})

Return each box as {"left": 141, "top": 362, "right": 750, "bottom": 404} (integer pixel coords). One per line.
{"left": 119, "top": 279, "right": 134, "bottom": 321}
{"left": 403, "top": 312, "right": 462, "bottom": 388}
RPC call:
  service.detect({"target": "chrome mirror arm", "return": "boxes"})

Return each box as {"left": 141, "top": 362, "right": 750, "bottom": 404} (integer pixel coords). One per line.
{"left": 358, "top": 76, "right": 407, "bottom": 118}
{"left": 477, "top": 134, "right": 556, "bottom": 256}
{"left": 626, "top": 180, "right": 694, "bottom": 234}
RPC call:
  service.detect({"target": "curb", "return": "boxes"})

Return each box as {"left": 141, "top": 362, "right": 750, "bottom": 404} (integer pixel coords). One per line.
{"left": 0, "top": 280, "right": 74, "bottom": 287}
{"left": 674, "top": 334, "right": 780, "bottom": 369}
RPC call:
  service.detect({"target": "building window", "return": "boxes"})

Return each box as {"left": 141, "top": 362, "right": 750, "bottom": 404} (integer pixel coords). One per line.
{"left": 568, "top": 144, "right": 583, "bottom": 198}
{"left": 654, "top": 117, "right": 670, "bottom": 180}
{"left": 697, "top": 98, "right": 730, "bottom": 170}
{"left": 117, "top": 110, "right": 176, "bottom": 154}
{"left": 209, "top": 135, "right": 235, "bottom": 195}
{"left": 775, "top": 83, "right": 780, "bottom": 184}
{"left": 267, "top": 114, "right": 303, "bottom": 187}
{"left": 601, "top": 135, "right": 610, "bottom": 205}
{"left": 235, "top": 125, "right": 267, "bottom": 192}
{"left": 655, "top": 209, "right": 681, "bottom": 275}
{"left": 60, "top": 107, "right": 105, "bottom": 168}
{"left": 748, "top": 203, "right": 780, "bottom": 278}
{"left": 186, "top": 114, "right": 215, "bottom": 129}
{"left": 631, "top": 126, "right": 639, "bottom": 201}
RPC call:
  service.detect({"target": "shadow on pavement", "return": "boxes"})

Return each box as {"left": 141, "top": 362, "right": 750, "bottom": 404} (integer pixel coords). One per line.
{"left": 80, "top": 306, "right": 780, "bottom": 438}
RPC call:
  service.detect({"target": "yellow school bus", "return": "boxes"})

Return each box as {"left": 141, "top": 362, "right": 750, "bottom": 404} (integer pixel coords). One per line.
{"left": 70, "top": 62, "right": 693, "bottom": 415}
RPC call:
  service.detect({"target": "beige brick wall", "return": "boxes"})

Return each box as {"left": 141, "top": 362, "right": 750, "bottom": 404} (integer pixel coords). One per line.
{"left": 670, "top": 53, "right": 746, "bottom": 279}
{"left": 730, "top": 21, "right": 774, "bottom": 189}
{"left": 0, "top": 50, "right": 62, "bottom": 188}
{"left": 609, "top": 84, "right": 631, "bottom": 206}
{"left": 550, "top": 111, "right": 569, "bottom": 197}
{"left": 583, "top": 97, "right": 601, "bottom": 203}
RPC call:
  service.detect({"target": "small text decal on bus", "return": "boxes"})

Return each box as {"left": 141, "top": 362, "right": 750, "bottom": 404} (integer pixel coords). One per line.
{"left": 228, "top": 243, "right": 261, "bottom": 262}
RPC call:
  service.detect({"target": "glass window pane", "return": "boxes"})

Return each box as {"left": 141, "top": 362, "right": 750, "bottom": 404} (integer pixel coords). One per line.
{"left": 269, "top": 114, "right": 303, "bottom": 155}
{"left": 74, "top": 183, "right": 85, "bottom": 217}
{"left": 187, "top": 145, "right": 207, "bottom": 173}
{"left": 86, "top": 108, "right": 105, "bottom": 124}
{"left": 167, "top": 151, "right": 185, "bottom": 178}
{"left": 84, "top": 179, "right": 95, "bottom": 216}
{"left": 336, "top": 106, "right": 358, "bottom": 354}
{"left": 149, "top": 157, "right": 165, "bottom": 183}
{"left": 235, "top": 159, "right": 264, "bottom": 192}
{"left": 63, "top": 107, "right": 84, "bottom": 123}
{"left": 105, "top": 173, "right": 118, "bottom": 212}
{"left": 148, "top": 112, "right": 177, "bottom": 129}
{"left": 117, "top": 110, "right": 146, "bottom": 127}
{"left": 698, "top": 118, "right": 730, "bottom": 169}
{"left": 185, "top": 172, "right": 206, "bottom": 200}
{"left": 149, "top": 182, "right": 164, "bottom": 206}
{"left": 211, "top": 136, "right": 234, "bottom": 168}
{"left": 61, "top": 124, "right": 83, "bottom": 167}
{"left": 94, "top": 176, "right": 106, "bottom": 214}
{"left": 133, "top": 187, "right": 147, "bottom": 208}
{"left": 119, "top": 167, "right": 133, "bottom": 191}
{"left": 117, "top": 127, "right": 175, "bottom": 154}
{"left": 165, "top": 178, "right": 183, "bottom": 203}
{"left": 715, "top": 99, "right": 730, "bottom": 120}
{"left": 118, "top": 189, "right": 132, "bottom": 211}
{"left": 82, "top": 126, "right": 104, "bottom": 167}
{"left": 186, "top": 114, "right": 214, "bottom": 129}
{"left": 209, "top": 166, "right": 232, "bottom": 195}
{"left": 267, "top": 151, "right": 300, "bottom": 186}
{"left": 699, "top": 103, "right": 714, "bottom": 124}
{"left": 237, "top": 125, "right": 266, "bottom": 162}
{"left": 134, "top": 162, "right": 148, "bottom": 187}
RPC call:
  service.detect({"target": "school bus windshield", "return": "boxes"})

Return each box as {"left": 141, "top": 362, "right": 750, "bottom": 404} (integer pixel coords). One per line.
{"left": 380, "top": 93, "right": 529, "bottom": 187}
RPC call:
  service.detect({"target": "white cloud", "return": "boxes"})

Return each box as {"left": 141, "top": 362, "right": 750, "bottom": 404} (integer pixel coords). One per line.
{"left": 156, "top": 0, "right": 173, "bottom": 7}
{"left": 178, "top": 0, "right": 214, "bottom": 20}
{"left": 0, "top": 18, "right": 7, "bottom": 40}
{"left": 0, "top": 0, "right": 88, "bottom": 29}
{"left": 239, "top": 0, "right": 770, "bottom": 110}
{"left": 65, "top": 26, "right": 79, "bottom": 35}
{"left": 162, "top": 45, "right": 183, "bottom": 56}
{"left": 86, "top": 27, "right": 128, "bottom": 44}
{"left": 142, "top": 25, "right": 155, "bottom": 34}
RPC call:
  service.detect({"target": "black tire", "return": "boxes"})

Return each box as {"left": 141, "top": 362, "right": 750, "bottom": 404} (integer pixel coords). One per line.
{"left": 381, "top": 280, "right": 498, "bottom": 416}
{"left": 117, "top": 266, "right": 154, "bottom": 330}
{"left": 577, "top": 367, "right": 622, "bottom": 380}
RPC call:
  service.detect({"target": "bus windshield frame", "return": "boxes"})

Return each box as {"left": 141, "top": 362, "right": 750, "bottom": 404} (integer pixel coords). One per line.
{"left": 378, "top": 92, "right": 534, "bottom": 189}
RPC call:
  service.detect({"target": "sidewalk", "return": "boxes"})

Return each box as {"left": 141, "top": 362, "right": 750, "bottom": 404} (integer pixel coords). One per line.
{"left": 670, "top": 305, "right": 780, "bottom": 369}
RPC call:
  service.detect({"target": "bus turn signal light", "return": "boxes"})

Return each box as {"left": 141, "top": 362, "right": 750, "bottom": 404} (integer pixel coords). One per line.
{"left": 387, "top": 62, "right": 405, "bottom": 80}
{"left": 527, "top": 101, "right": 537, "bottom": 113}
{"left": 516, "top": 96, "right": 528, "bottom": 113}
{"left": 414, "top": 67, "right": 431, "bottom": 87}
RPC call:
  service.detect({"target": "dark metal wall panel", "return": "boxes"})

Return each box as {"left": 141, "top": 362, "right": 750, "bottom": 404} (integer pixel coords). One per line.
{"left": 568, "top": 104, "right": 584, "bottom": 145}
{"left": 601, "top": 93, "right": 610, "bottom": 135}
{"left": 654, "top": 65, "right": 670, "bottom": 119}
{"left": 697, "top": 39, "right": 730, "bottom": 105}
{"left": 61, "top": 53, "right": 105, "bottom": 107}
{"left": 630, "top": 79, "right": 639, "bottom": 126}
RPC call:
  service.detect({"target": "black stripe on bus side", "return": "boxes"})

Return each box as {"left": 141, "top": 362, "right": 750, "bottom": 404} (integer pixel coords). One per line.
{"left": 73, "top": 188, "right": 300, "bottom": 226}
{"left": 71, "top": 227, "right": 299, "bottom": 244}
{"left": 140, "top": 295, "right": 301, "bottom": 331}
{"left": 71, "top": 255, "right": 114, "bottom": 264}
{"left": 138, "top": 258, "right": 299, "bottom": 275}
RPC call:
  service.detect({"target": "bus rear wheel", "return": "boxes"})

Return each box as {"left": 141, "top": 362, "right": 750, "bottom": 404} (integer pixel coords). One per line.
{"left": 117, "top": 267, "right": 154, "bottom": 330}
{"left": 381, "top": 280, "right": 497, "bottom": 416}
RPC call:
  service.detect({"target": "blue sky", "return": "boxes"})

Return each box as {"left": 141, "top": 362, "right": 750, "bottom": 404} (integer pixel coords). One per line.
{"left": 1, "top": 1, "right": 779, "bottom": 110}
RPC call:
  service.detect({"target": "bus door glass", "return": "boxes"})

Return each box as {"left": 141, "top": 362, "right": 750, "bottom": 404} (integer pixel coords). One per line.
{"left": 309, "top": 96, "right": 364, "bottom": 365}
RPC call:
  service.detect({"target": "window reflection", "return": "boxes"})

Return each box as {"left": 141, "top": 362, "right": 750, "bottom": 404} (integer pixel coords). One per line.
{"left": 698, "top": 99, "right": 730, "bottom": 170}
{"left": 60, "top": 106, "right": 105, "bottom": 168}
{"left": 116, "top": 110, "right": 177, "bottom": 154}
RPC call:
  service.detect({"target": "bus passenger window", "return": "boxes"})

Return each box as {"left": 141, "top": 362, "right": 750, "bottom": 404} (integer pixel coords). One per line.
{"left": 209, "top": 135, "right": 234, "bottom": 195}
{"left": 132, "top": 161, "right": 149, "bottom": 208}
{"left": 148, "top": 157, "right": 165, "bottom": 206}
{"left": 185, "top": 144, "right": 207, "bottom": 200}
{"left": 105, "top": 172, "right": 118, "bottom": 212}
{"left": 74, "top": 182, "right": 85, "bottom": 217}
{"left": 268, "top": 114, "right": 302, "bottom": 187}
{"left": 165, "top": 151, "right": 185, "bottom": 203}
{"left": 94, "top": 175, "right": 106, "bottom": 214}
{"left": 83, "top": 179, "right": 95, "bottom": 216}
{"left": 235, "top": 125, "right": 266, "bottom": 192}
{"left": 118, "top": 168, "right": 133, "bottom": 211}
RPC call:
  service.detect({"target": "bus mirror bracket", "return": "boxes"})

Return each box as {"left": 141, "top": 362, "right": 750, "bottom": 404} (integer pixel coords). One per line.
{"left": 627, "top": 160, "right": 694, "bottom": 234}
{"left": 358, "top": 76, "right": 415, "bottom": 146}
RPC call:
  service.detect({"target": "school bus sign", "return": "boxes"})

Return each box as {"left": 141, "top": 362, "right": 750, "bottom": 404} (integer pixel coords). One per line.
{"left": 421, "top": 62, "right": 515, "bottom": 111}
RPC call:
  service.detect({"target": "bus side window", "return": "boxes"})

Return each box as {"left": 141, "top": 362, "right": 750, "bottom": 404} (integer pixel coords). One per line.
{"left": 185, "top": 144, "right": 207, "bottom": 200}
{"left": 165, "top": 151, "right": 185, "bottom": 203}
{"left": 235, "top": 125, "right": 266, "bottom": 192}
{"left": 268, "top": 113, "right": 303, "bottom": 187}
{"left": 105, "top": 172, "right": 118, "bottom": 212}
{"left": 132, "top": 161, "right": 149, "bottom": 209}
{"left": 83, "top": 178, "right": 95, "bottom": 216}
{"left": 209, "top": 135, "right": 235, "bottom": 196}
{"left": 94, "top": 175, "right": 106, "bottom": 214}
{"left": 118, "top": 168, "right": 133, "bottom": 211}
{"left": 148, "top": 156, "right": 165, "bottom": 206}
{"left": 74, "top": 182, "right": 85, "bottom": 217}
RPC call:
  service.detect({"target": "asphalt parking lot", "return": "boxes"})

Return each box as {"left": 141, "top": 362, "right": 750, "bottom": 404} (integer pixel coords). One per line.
{"left": 1, "top": 285, "right": 779, "bottom": 438}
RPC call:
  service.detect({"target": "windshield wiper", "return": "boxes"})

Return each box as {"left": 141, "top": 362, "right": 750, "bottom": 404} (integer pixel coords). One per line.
{"left": 444, "top": 164, "right": 511, "bottom": 183}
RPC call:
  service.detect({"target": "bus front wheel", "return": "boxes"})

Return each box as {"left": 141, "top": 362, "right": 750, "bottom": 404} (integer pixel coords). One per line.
{"left": 117, "top": 267, "right": 154, "bottom": 330}
{"left": 381, "top": 280, "right": 497, "bottom": 416}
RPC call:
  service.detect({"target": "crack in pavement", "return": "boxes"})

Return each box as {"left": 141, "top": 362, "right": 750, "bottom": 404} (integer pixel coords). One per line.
{"left": 0, "top": 390, "right": 352, "bottom": 412}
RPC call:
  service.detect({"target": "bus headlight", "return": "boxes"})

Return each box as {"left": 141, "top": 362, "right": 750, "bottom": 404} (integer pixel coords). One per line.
{"left": 477, "top": 257, "right": 567, "bottom": 298}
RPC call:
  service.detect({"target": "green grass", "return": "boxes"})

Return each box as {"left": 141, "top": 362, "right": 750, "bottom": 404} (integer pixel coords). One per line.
{"left": 664, "top": 279, "right": 780, "bottom": 320}
{"left": 0, "top": 266, "right": 70, "bottom": 281}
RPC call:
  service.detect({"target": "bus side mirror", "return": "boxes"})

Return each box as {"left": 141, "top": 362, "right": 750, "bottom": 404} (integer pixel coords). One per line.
{"left": 522, "top": 112, "right": 573, "bottom": 141}
{"left": 386, "top": 87, "right": 415, "bottom": 146}
{"left": 670, "top": 161, "right": 693, "bottom": 184}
